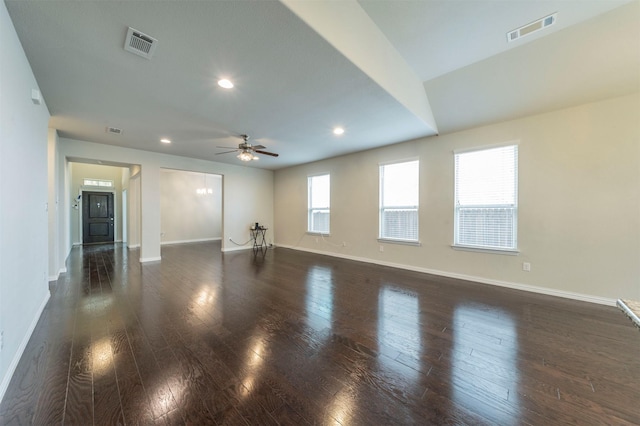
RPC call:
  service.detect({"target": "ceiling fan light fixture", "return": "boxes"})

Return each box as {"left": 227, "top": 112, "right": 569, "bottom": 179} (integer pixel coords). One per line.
{"left": 218, "top": 78, "right": 234, "bottom": 89}
{"left": 333, "top": 127, "right": 345, "bottom": 135}
{"left": 237, "top": 150, "right": 254, "bottom": 162}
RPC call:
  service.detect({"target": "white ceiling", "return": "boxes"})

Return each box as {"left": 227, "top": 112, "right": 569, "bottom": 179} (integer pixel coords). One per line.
{"left": 5, "top": 0, "right": 639, "bottom": 170}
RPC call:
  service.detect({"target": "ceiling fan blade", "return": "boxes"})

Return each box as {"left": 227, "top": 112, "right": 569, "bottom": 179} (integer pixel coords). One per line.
{"left": 254, "top": 149, "right": 279, "bottom": 157}
{"left": 252, "top": 144, "right": 266, "bottom": 150}
{"left": 216, "top": 146, "right": 238, "bottom": 149}
{"left": 215, "top": 150, "right": 238, "bottom": 156}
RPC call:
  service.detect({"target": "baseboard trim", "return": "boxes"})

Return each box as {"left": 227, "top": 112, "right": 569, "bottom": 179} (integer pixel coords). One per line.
{"left": 277, "top": 245, "right": 616, "bottom": 306}
{"left": 161, "top": 237, "right": 221, "bottom": 246}
{"left": 139, "top": 256, "right": 161, "bottom": 263}
{"left": 47, "top": 266, "right": 67, "bottom": 283}
{"left": 127, "top": 244, "right": 140, "bottom": 249}
{"left": 0, "top": 292, "right": 50, "bottom": 404}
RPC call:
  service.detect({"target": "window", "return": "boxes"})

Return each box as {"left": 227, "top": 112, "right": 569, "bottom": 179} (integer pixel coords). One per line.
{"left": 379, "top": 160, "right": 419, "bottom": 242}
{"left": 83, "top": 178, "right": 113, "bottom": 188}
{"left": 308, "top": 174, "right": 330, "bottom": 233}
{"left": 454, "top": 144, "right": 518, "bottom": 251}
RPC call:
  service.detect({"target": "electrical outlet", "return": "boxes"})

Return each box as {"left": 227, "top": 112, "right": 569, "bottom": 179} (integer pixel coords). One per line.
{"left": 342, "top": 242, "right": 346, "bottom": 247}
{"left": 523, "top": 262, "right": 531, "bottom": 272}
{"left": 379, "top": 245, "right": 384, "bottom": 252}
{"left": 315, "top": 237, "right": 318, "bottom": 243}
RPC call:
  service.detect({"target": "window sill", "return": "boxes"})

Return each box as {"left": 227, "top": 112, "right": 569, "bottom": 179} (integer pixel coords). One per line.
{"left": 378, "top": 238, "right": 421, "bottom": 247}
{"left": 307, "top": 231, "right": 331, "bottom": 237}
{"left": 451, "top": 244, "right": 519, "bottom": 256}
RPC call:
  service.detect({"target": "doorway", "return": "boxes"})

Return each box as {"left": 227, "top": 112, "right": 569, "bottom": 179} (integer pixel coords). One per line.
{"left": 82, "top": 191, "right": 115, "bottom": 244}
{"left": 159, "top": 169, "right": 222, "bottom": 246}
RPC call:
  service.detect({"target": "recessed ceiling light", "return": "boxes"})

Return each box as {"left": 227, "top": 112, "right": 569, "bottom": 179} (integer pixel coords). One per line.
{"left": 160, "top": 138, "right": 171, "bottom": 144}
{"left": 218, "top": 79, "right": 234, "bottom": 89}
{"left": 333, "top": 127, "right": 345, "bottom": 135}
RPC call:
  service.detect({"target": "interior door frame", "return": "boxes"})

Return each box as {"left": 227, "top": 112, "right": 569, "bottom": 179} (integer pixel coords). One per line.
{"left": 79, "top": 187, "right": 117, "bottom": 244}
{"left": 122, "top": 189, "right": 128, "bottom": 245}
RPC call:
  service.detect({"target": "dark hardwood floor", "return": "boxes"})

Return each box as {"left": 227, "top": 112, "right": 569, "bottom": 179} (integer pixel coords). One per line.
{"left": 1, "top": 242, "right": 638, "bottom": 425}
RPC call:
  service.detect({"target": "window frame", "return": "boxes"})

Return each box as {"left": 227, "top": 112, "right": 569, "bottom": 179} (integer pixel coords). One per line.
{"left": 307, "top": 173, "right": 331, "bottom": 235}
{"left": 83, "top": 178, "right": 114, "bottom": 188}
{"left": 378, "top": 159, "right": 420, "bottom": 245}
{"left": 452, "top": 143, "right": 519, "bottom": 255}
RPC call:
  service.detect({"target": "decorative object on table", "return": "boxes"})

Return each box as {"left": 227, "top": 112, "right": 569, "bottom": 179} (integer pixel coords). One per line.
{"left": 250, "top": 224, "right": 268, "bottom": 252}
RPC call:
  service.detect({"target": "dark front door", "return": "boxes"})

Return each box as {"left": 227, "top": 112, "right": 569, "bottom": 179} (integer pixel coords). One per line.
{"left": 83, "top": 191, "right": 114, "bottom": 244}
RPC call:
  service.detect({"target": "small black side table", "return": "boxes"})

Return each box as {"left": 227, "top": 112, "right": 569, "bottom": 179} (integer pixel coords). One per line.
{"left": 250, "top": 227, "right": 268, "bottom": 251}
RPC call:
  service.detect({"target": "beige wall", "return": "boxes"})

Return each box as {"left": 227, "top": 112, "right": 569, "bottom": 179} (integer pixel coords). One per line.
{"left": 160, "top": 170, "right": 222, "bottom": 244}
{"left": 275, "top": 94, "right": 640, "bottom": 303}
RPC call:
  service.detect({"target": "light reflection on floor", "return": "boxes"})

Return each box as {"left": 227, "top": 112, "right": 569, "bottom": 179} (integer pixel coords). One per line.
{"left": 91, "top": 337, "right": 113, "bottom": 378}
{"left": 192, "top": 284, "right": 223, "bottom": 324}
{"left": 452, "top": 304, "right": 520, "bottom": 421}
{"left": 378, "top": 286, "right": 421, "bottom": 383}
{"left": 331, "top": 387, "right": 355, "bottom": 424}
{"left": 305, "top": 266, "right": 334, "bottom": 333}
{"left": 80, "top": 293, "right": 114, "bottom": 316}
{"left": 241, "top": 331, "right": 267, "bottom": 398}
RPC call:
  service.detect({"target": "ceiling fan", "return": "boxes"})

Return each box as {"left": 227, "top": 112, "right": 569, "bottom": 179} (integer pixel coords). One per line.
{"left": 215, "top": 134, "right": 279, "bottom": 162}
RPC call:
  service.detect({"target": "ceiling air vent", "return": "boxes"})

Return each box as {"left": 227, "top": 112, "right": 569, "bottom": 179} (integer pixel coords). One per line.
{"left": 106, "top": 126, "right": 123, "bottom": 135}
{"left": 507, "top": 13, "right": 557, "bottom": 43}
{"left": 124, "top": 27, "right": 157, "bottom": 59}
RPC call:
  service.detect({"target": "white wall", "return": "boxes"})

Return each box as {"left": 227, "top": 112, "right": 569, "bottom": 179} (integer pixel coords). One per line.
{"left": 47, "top": 129, "right": 61, "bottom": 281}
{"left": 56, "top": 138, "right": 274, "bottom": 261}
{"left": 128, "top": 173, "right": 141, "bottom": 249}
{"left": 0, "top": 1, "right": 51, "bottom": 400}
{"left": 160, "top": 170, "right": 222, "bottom": 244}
{"left": 275, "top": 94, "right": 640, "bottom": 303}
{"left": 68, "top": 163, "right": 124, "bottom": 245}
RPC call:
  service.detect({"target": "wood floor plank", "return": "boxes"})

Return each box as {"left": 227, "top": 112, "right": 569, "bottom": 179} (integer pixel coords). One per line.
{"left": 1, "top": 241, "right": 638, "bottom": 425}
{"left": 0, "top": 309, "right": 52, "bottom": 425}
{"left": 62, "top": 254, "right": 95, "bottom": 425}
{"left": 31, "top": 337, "right": 72, "bottom": 425}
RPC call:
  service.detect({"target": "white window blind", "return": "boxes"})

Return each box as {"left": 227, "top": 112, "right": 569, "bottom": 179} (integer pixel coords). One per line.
{"left": 308, "top": 174, "right": 330, "bottom": 233}
{"left": 379, "top": 160, "right": 419, "bottom": 241}
{"left": 454, "top": 145, "right": 518, "bottom": 251}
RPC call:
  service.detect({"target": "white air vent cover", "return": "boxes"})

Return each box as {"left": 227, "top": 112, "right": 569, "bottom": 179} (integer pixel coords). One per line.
{"left": 124, "top": 27, "right": 157, "bottom": 59}
{"left": 106, "top": 126, "right": 123, "bottom": 135}
{"left": 507, "top": 13, "right": 557, "bottom": 42}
